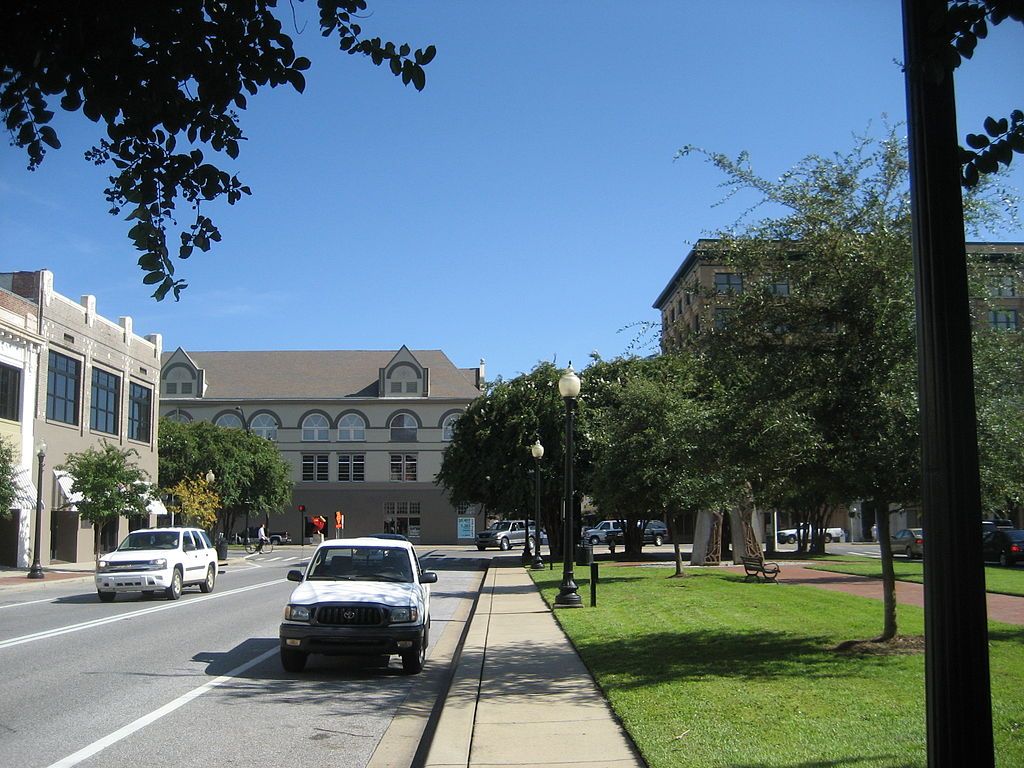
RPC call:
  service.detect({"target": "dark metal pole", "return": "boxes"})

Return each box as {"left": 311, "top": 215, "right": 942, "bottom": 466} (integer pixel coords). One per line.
{"left": 555, "top": 396, "right": 581, "bottom": 608}
{"left": 27, "top": 446, "right": 45, "bottom": 579}
{"left": 532, "top": 456, "right": 545, "bottom": 570}
{"left": 521, "top": 476, "right": 534, "bottom": 565}
{"left": 901, "top": 2, "right": 994, "bottom": 765}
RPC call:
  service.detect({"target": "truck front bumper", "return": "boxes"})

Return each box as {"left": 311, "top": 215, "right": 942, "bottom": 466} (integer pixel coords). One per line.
{"left": 280, "top": 622, "right": 423, "bottom": 656}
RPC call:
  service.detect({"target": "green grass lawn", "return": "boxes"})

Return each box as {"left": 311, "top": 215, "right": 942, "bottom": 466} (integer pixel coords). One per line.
{"left": 803, "top": 559, "right": 1024, "bottom": 597}
{"left": 531, "top": 566, "right": 1023, "bottom": 768}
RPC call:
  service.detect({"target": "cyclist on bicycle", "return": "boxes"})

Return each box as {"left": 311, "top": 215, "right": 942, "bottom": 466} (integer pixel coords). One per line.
{"left": 257, "top": 524, "right": 269, "bottom": 554}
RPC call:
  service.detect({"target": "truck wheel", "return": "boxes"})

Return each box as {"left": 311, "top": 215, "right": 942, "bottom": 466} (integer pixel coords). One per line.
{"left": 165, "top": 568, "right": 183, "bottom": 600}
{"left": 199, "top": 564, "right": 216, "bottom": 593}
{"left": 589, "top": 536, "right": 600, "bottom": 545}
{"left": 786, "top": 534, "right": 797, "bottom": 544}
{"left": 97, "top": 590, "right": 116, "bottom": 603}
{"left": 270, "top": 536, "right": 281, "bottom": 545}
{"left": 281, "top": 649, "right": 308, "bottom": 673}
{"left": 402, "top": 627, "right": 427, "bottom": 674}
{"left": 824, "top": 533, "right": 833, "bottom": 543}
{"left": 499, "top": 537, "right": 511, "bottom": 551}
{"left": 653, "top": 535, "right": 664, "bottom": 546}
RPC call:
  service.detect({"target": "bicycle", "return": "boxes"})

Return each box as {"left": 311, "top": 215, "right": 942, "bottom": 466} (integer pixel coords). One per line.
{"left": 243, "top": 537, "right": 274, "bottom": 555}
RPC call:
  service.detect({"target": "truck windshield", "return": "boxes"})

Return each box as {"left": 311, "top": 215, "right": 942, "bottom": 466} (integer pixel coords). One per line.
{"left": 118, "top": 531, "right": 180, "bottom": 551}
{"left": 307, "top": 546, "right": 414, "bottom": 582}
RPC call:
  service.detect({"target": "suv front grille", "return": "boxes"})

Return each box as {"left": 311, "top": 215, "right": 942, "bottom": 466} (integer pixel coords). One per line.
{"left": 104, "top": 561, "right": 159, "bottom": 572}
{"left": 315, "top": 605, "right": 385, "bottom": 626}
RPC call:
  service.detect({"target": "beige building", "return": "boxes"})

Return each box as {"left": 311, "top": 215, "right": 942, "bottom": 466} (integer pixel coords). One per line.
{"left": 0, "top": 271, "right": 164, "bottom": 566}
{"left": 652, "top": 239, "right": 1024, "bottom": 540}
{"left": 160, "top": 346, "right": 485, "bottom": 545}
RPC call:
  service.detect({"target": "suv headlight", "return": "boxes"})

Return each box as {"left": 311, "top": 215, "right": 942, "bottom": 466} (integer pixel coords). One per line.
{"left": 389, "top": 606, "right": 418, "bottom": 624}
{"left": 97, "top": 560, "right": 109, "bottom": 571}
{"left": 285, "top": 605, "right": 312, "bottom": 622}
{"left": 150, "top": 558, "right": 168, "bottom": 569}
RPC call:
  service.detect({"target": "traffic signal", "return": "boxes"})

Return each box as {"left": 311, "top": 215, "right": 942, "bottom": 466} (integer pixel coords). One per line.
{"left": 297, "top": 504, "right": 306, "bottom": 512}
{"left": 335, "top": 510, "right": 342, "bottom": 528}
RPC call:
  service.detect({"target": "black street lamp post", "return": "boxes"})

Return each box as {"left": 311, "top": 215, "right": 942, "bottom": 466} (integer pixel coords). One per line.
{"left": 554, "top": 365, "right": 582, "bottom": 608}
{"left": 27, "top": 442, "right": 46, "bottom": 579}
{"left": 531, "top": 440, "right": 545, "bottom": 570}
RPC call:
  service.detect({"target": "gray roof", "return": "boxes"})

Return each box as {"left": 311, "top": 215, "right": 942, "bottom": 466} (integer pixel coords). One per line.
{"left": 161, "top": 349, "right": 482, "bottom": 400}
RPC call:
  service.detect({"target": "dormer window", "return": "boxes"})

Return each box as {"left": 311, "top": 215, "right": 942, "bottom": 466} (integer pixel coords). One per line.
{"left": 387, "top": 363, "right": 421, "bottom": 396}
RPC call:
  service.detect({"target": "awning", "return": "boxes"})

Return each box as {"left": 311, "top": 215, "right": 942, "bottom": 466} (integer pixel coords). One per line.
{"left": 10, "top": 467, "right": 37, "bottom": 508}
{"left": 54, "top": 469, "right": 82, "bottom": 509}
{"left": 147, "top": 496, "right": 168, "bottom": 517}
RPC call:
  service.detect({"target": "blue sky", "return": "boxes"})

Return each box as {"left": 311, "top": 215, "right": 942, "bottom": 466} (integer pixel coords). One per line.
{"left": 2, "top": 2, "right": 1022, "bottom": 382}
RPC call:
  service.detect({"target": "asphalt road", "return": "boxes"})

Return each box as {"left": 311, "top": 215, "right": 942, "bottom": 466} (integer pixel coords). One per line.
{"left": 0, "top": 547, "right": 487, "bottom": 768}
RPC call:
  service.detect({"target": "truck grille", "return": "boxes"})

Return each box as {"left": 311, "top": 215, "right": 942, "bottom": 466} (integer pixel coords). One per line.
{"left": 104, "top": 561, "right": 159, "bottom": 572}
{"left": 315, "top": 605, "right": 385, "bottom": 626}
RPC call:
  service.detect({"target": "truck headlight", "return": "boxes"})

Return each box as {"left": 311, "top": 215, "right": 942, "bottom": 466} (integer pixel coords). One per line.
{"left": 285, "top": 605, "right": 312, "bottom": 622}
{"left": 97, "top": 560, "right": 109, "bottom": 571}
{"left": 389, "top": 606, "right": 418, "bottom": 624}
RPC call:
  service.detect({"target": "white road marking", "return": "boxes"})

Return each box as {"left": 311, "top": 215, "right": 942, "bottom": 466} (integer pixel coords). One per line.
{"left": 0, "top": 579, "right": 286, "bottom": 651}
{"left": 0, "top": 596, "right": 57, "bottom": 610}
{"left": 46, "top": 647, "right": 279, "bottom": 768}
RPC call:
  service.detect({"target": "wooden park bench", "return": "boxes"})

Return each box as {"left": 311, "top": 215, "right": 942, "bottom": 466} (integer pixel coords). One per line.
{"left": 742, "top": 556, "right": 781, "bottom": 583}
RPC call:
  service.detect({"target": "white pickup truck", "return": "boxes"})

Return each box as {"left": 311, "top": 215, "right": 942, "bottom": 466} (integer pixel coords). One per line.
{"left": 776, "top": 526, "right": 845, "bottom": 544}
{"left": 279, "top": 537, "right": 437, "bottom": 674}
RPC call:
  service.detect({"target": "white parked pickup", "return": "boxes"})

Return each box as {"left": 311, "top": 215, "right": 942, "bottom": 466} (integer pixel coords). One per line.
{"left": 776, "top": 526, "right": 845, "bottom": 544}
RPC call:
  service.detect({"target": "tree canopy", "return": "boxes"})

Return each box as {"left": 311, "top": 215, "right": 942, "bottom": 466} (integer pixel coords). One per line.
{"left": 1, "top": 1, "right": 435, "bottom": 299}
{"left": 158, "top": 418, "right": 293, "bottom": 534}
{"left": 58, "top": 443, "right": 153, "bottom": 555}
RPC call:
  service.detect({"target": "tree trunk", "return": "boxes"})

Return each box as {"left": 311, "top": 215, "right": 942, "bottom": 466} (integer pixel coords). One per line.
{"left": 873, "top": 497, "right": 898, "bottom": 641}
{"left": 668, "top": 511, "right": 685, "bottom": 577}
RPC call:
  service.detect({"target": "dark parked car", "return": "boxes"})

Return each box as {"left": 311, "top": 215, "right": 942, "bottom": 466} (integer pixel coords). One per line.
{"left": 605, "top": 520, "right": 669, "bottom": 547}
{"left": 981, "top": 528, "right": 1024, "bottom": 567}
{"left": 891, "top": 528, "right": 924, "bottom": 559}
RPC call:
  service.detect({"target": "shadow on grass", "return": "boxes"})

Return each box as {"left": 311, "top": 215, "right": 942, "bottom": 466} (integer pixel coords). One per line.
{"left": 571, "top": 627, "right": 899, "bottom": 691}
{"left": 989, "top": 626, "right": 1024, "bottom": 644}
{"left": 724, "top": 758, "right": 917, "bottom": 768}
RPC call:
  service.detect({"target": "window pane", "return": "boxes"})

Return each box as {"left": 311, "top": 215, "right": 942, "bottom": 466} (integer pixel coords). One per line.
{"left": 46, "top": 352, "right": 80, "bottom": 425}
{"left": 0, "top": 363, "right": 21, "bottom": 422}
{"left": 90, "top": 367, "right": 120, "bottom": 435}
{"left": 339, "top": 414, "right": 365, "bottom": 441}
{"left": 128, "top": 382, "right": 152, "bottom": 442}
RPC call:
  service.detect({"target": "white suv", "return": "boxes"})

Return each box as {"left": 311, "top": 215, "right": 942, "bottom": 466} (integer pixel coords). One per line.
{"left": 279, "top": 538, "right": 437, "bottom": 674}
{"left": 95, "top": 527, "right": 219, "bottom": 602}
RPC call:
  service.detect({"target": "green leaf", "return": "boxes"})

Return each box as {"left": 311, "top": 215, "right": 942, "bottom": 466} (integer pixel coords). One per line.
{"left": 417, "top": 45, "right": 437, "bottom": 66}
{"left": 984, "top": 116, "right": 1001, "bottom": 136}
{"left": 293, "top": 56, "right": 311, "bottom": 71}
{"left": 38, "top": 126, "right": 61, "bottom": 149}
{"left": 286, "top": 69, "right": 306, "bottom": 93}
{"left": 143, "top": 271, "right": 165, "bottom": 285}
{"left": 411, "top": 65, "right": 426, "bottom": 91}
{"left": 966, "top": 133, "right": 990, "bottom": 149}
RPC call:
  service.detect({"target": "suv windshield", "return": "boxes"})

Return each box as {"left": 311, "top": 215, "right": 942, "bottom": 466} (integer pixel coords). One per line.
{"left": 118, "top": 531, "right": 180, "bottom": 551}
{"left": 307, "top": 546, "right": 414, "bottom": 583}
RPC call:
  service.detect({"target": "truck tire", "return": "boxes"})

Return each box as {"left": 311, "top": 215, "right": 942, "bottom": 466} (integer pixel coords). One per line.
{"left": 824, "top": 533, "right": 833, "bottom": 543}
{"left": 402, "top": 626, "right": 427, "bottom": 674}
{"left": 199, "top": 564, "right": 216, "bottom": 593}
{"left": 653, "top": 534, "right": 664, "bottom": 546}
{"left": 499, "top": 537, "right": 511, "bottom": 551}
{"left": 589, "top": 536, "right": 600, "bottom": 545}
{"left": 165, "top": 567, "right": 183, "bottom": 600}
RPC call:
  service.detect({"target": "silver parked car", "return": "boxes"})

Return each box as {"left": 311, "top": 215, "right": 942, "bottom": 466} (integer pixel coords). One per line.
{"left": 891, "top": 528, "right": 924, "bottom": 559}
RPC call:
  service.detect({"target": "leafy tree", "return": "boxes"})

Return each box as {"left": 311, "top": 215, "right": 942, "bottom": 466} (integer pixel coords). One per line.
{"left": 158, "top": 418, "right": 292, "bottom": 535}
{"left": 0, "top": 437, "right": 18, "bottom": 518}
{"left": 437, "top": 362, "right": 589, "bottom": 557}
{"left": 1, "top": 2, "right": 435, "bottom": 300}
{"left": 58, "top": 444, "right": 153, "bottom": 557}
{"left": 587, "top": 354, "right": 737, "bottom": 566}
{"left": 168, "top": 474, "right": 221, "bottom": 531}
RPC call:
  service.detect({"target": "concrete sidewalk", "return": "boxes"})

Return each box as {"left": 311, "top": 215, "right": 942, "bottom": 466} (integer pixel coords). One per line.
{"left": 424, "top": 558, "right": 645, "bottom": 768}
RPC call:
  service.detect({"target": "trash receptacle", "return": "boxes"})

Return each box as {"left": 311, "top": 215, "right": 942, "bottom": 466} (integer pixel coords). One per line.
{"left": 576, "top": 543, "right": 593, "bottom": 567}
{"left": 216, "top": 535, "right": 228, "bottom": 562}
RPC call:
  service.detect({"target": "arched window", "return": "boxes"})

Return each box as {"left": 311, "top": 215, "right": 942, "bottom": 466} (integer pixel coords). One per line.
{"left": 215, "top": 412, "right": 243, "bottom": 429}
{"left": 442, "top": 413, "right": 459, "bottom": 441}
{"left": 302, "top": 413, "right": 330, "bottom": 442}
{"left": 251, "top": 413, "right": 278, "bottom": 441}
{"left": 389, "top": 413, "right": 418, "bottom": 442}
{"left": 164, "top": 410, "right": 191, "bottom": 423}
{"left": 338, "top": 413, "right": 366, "bottom": 442}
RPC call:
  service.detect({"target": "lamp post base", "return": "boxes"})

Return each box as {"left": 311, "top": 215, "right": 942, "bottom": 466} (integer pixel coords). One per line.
{"left": 531, "top": 554, "right": 545, "bottom": 570}
{"left": 27, "top": 563, "right": 44, "bottom": 579}
{"left": 520, "top": 546, "right": 533, "bottom": 565}
{"left": 554, "top": 572, "right": 582, "bottom": 608}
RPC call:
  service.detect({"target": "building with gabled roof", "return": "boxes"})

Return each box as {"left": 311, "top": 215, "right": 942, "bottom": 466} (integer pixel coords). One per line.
{"left": 159, "top": 346, "right": 486, "bottom": 544}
